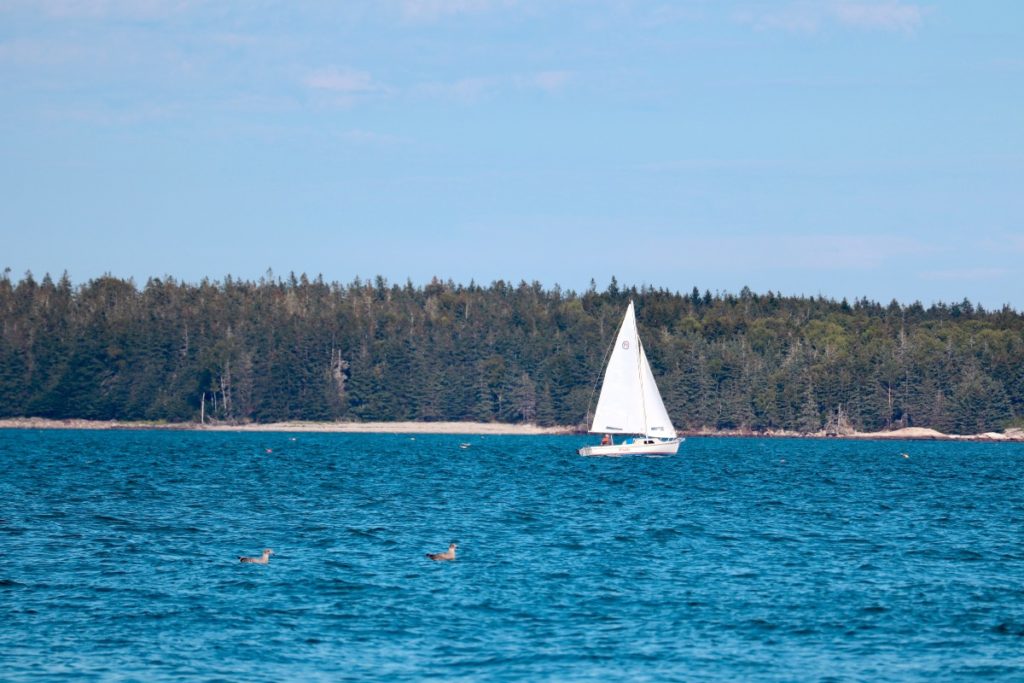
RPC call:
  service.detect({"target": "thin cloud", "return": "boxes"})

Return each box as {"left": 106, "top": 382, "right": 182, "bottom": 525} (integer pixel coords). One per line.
{"left": 4, "top": 0, "right": 198, "bottom": 19}
{"left": 398, "top": 0, "right": 516, "bottom": 21}
{"left": 734, "top": 4, "right": 821, "bottom": 33}
{"left": 210, "top": 32, "right": 261, "bottom": 48}
{"left": 682, "top": 234, "right": 930, "bottom": 271}
{"left": 639, "top": 4, "right": 705, "bottom": 28}
{"left": 528, "top": 70, "right": 571, "bottom": 93}
{"left": 302, "top": 67, "right": 391, "bottom": 108}
{"left": 918, "top": 267, "right": 1015, "bottom": 282}
{"left": 636, "top": 158, "right": 797, "bottom": 173}
{"left": 833, "top": 2, "right": 926, "bottom": 32}
{"left": 340, "top": 129, "right": 405, "bottom": 146}
{"left": 416, "top": 75, "right": 500, "bottom": 102}
{"left": 418, "top": 70, "right": 571, "bottom": 102}
{"left": 979, "top": 233, "right": 1024, "bottom": 254}
{"left": 735, "top": 1, "right": 927, "bottom": 34}
{"left": 304, "top": 67, "right": 381, "bottom": 94}
{"left": 0, "top": 38, "right": 92, "bottom": 65}
{"left": 43, "top": 101, "right": 186, "bottom": 125}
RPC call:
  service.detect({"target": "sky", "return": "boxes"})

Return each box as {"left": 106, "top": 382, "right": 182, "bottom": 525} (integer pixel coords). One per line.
{"left": 1, "top": 0, "right": 1022, "bottom": 308}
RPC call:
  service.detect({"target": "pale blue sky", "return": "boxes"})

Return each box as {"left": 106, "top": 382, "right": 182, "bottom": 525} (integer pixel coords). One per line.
{"left": 2, "top": 1, "right": 1022, "bottom": 308}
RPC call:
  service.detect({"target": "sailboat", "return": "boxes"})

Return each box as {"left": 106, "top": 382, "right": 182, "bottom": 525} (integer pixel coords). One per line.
{"left": 578, "top": 301, "right": 683, "bottom": 457}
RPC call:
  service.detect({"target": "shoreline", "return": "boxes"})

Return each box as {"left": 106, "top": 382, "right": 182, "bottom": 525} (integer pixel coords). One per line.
{"left": 0, "top": 418, "right": 1021, "bottom": 441}
{"left": 0, "top": 417, "right": 572, "bottom": 436}
{"left": 681, "top": 425, "right": 1024, "bottom": 442}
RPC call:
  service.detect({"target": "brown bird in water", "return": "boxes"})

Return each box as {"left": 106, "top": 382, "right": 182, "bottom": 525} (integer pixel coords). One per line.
{"left": 239, "top": 549, "right": 274, "bottom": 564}
{"left": 426, "top": 543, "right": 457, "bottom": 561}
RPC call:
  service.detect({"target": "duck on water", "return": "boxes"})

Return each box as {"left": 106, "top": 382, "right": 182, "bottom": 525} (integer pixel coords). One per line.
{"left": 426, "top": 543, "right": 457, "bottom": 561}
{"left": 239, "top": 549, "right": 274, "bottom": 564}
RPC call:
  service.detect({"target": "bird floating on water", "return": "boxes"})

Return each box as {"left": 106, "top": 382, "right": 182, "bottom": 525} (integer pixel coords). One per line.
{"left": 901, "top": 453, "right": 910, "bottom": 459}
{"left": 239, "top": 549, "right": 274, "bottom": 564}
{"left": 426, "top": 543, "right": 457, "bottom": 561}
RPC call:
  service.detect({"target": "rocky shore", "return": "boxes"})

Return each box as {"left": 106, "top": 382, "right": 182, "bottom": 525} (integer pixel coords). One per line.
{"left": 679, "top": 426, "right": 1024, "bottom": 442}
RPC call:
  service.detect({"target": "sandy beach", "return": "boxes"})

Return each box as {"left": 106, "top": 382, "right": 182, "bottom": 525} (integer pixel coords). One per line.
{"left": 847, "top": 426, "right": 1024, "bottom": 442}
{"left": 0, "top": 418, "right": 1021, "bottom": 441}
{"left": 0, "top": 417, "right": 573, "bottom": 435}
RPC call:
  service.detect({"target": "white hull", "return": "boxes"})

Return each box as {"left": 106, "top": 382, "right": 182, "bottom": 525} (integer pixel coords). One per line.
{"left": 578, "top": 437, "right": 683, "bottom": 457}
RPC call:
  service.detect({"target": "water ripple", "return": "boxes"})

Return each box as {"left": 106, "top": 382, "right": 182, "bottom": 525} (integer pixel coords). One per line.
{"left": 1, "top": 431, "right": 1023, "bottom": 680}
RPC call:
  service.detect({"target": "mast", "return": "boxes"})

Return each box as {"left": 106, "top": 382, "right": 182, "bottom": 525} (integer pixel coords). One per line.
{"left": 635, "top": 321, "right": 648, "bottom": 433}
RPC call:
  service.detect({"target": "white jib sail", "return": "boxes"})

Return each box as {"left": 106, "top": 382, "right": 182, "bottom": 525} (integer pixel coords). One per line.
{"left": 589, "top": 301, "right": 677, "bottom": 438}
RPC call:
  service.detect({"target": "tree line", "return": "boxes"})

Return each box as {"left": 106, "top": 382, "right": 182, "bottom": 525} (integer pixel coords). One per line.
{"left": 1, "top": 271, "right": 1021, "bottom": 433}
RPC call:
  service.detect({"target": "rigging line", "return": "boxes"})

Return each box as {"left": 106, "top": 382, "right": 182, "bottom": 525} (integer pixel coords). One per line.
{"left": 635, "top": 314, "right": 649, "bottom": 437}
{"left": 583, "top": 313, "right": 618, "bottom": 428}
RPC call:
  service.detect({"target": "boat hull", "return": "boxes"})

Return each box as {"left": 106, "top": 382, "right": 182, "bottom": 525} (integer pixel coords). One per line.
{"left": 578, "top": 437, "right": 683, "bottom": 457}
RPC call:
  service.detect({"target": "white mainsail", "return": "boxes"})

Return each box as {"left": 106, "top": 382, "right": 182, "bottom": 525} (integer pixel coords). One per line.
{"left": 589, "top": 301, "right": 677, "bottom": 438}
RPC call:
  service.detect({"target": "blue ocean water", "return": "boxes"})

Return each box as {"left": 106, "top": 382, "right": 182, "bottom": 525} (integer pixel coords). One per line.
{"left": 1, "top": 430, "right": 1023, "bottom": 681}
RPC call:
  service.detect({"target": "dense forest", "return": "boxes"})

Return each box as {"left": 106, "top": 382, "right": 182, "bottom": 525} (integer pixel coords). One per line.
{"left": 1, "top": 271, "right": 1022, "bottom": 433}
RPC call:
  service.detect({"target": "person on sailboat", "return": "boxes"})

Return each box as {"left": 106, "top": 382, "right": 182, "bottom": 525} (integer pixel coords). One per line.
{"left": 601, "top": 434, "right": 612, "bottom": 446}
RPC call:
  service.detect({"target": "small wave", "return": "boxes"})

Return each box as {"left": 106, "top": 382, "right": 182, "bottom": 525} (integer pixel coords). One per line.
{"left": 345, "top": 526, "right": 389, "bottom": 538}
{"left": 836, "top": 535, "right": 873, "bottom": 544}
{"left": 953, "top": 548, "right": 986, "bottom": 562}
{"left": 91, "top": 514, "right": 136, "bottom": 527}
{"left": 548, "top": 540, "right": 586, "bottom": 550}
{"left": 993, "top": 622, "right": 1024, "bottom": 637}
{"left": 221, "top": 579, "right": 261, "bottom": 590}
{"left": 860, "top": 604, "right": 889, "bottom": 614}
{"left": 317, "top": 578, "right": 373, "bottom": 595}
{"left": 465, "top": 600, "right": 510, "bottom": 615}
{"left": 729, "top": 570, "right": 759, "bottom": 579}
{"left": 790, "top": 626, "right": 819, "bottom": 636}
{"left": 647, "top": 527, "right": 683, "bottom": 542}
{"left": 743, "top": 618, "right": 779, "bottom": 632}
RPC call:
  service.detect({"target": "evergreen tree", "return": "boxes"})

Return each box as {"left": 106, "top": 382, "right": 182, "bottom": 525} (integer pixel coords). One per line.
{"left": 0, "top": 273, "right": 1020, "bottom": 431}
